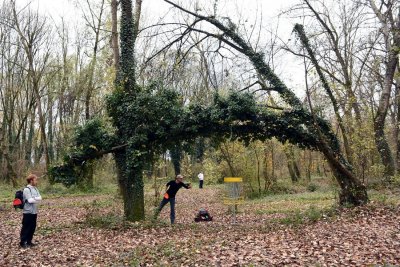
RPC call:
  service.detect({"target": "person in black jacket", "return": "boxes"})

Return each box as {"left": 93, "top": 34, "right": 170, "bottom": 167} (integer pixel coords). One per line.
{"left": 153, "top": 174, "right": 191, "bottom": 224}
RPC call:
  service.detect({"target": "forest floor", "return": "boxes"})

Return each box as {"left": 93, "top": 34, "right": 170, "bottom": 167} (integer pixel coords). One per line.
{"left": 0, "top": 183, "right": 400, "bottom": 266}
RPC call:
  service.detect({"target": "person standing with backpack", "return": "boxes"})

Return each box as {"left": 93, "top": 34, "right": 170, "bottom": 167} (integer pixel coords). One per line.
{"left": 153, "top": 174, "right": 191, "bottom": 224}
{"left": 20, "top": 174, "right": 42, "bottom": 248}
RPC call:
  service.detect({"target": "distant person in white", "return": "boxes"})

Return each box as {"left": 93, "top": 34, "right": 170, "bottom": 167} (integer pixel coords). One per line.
{"left": 198, "top": 172, "right": 204, "bottom": 189}
{"left": 20, "top": 174, "right": 42, "bottom": 248}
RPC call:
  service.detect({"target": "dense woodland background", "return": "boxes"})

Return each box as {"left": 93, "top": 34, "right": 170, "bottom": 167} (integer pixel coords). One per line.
{"left": 0, "top": 0, "right": 399, "bottom": 196}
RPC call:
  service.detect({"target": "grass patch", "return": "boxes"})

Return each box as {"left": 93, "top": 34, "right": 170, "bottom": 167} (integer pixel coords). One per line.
{"left": 0, "top": 183, "right": 15, "bottom": 202}
{"left": 245, "top": 175, "right": 337, "bottom": 200}
{"left": 369, "top": 189, "right": 400, "bottom": 206}
{"left": 276, "top": 205, "right": 338, "bottom": 226}
{"left": 252, "top": 191, "right": 336, "bottom": 216}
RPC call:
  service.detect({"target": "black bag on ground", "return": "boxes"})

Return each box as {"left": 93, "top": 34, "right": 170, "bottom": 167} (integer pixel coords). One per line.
{"left": 194, "top": 208, "right": 213, "bottom": 222}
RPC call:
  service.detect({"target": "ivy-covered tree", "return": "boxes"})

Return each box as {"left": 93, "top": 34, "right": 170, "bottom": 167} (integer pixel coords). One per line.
{"left": 50, "top": 0, "right": 369, "bottom": 222}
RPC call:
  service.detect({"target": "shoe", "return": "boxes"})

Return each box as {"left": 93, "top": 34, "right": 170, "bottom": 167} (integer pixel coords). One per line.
{"left": 27, "top": 242, "right": 37, "bottom": 247}
{"left": 20, "top": 242, "right": 29, "bottom": 249}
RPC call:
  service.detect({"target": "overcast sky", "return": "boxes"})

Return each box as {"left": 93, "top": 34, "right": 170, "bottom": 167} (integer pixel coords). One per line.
{"left": 21, "top": 0, "right": 305, "bottom": 95}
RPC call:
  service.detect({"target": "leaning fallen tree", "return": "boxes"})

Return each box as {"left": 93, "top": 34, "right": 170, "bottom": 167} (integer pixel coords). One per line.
{"left": 161, "top": 0, "right": 368, "bottom": 205}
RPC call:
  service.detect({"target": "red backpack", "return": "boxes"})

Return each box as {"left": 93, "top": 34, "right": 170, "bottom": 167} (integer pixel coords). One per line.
{"left": 13, "top": 187, "right": 30, "bottom": 210}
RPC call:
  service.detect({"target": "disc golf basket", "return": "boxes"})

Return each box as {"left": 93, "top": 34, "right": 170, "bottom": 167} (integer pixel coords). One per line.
{"left": 223, "top": 177, "right": 244, "bottom": 223}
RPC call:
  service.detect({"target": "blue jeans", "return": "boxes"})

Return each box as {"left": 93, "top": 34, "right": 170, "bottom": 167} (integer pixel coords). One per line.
{"left": 155, "top": 197, "right": 176, "bottom": 224}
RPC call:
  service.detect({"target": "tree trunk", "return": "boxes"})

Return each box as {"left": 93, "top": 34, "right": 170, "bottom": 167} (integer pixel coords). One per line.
{"left": 307, "top": 151, "right": 312, "bottom": 181}
{"left": 288, "top": 163, "right": 297, "bottom": 183}
{"left": 48, "top": 96, "right": 54, "bottom": 162}
{"left": 317, "top": 138, "right": 367, "bottom": 205}
{"left": 253, "top": 147, "right": 262, "bottom": 194}
{"left": 170, "top": 145, "right": 182, "bottom": 176}
{"left": 118, "top": 0, "right": 136, "bottom": 90}
{"left": 85, "top": 0, "right": 105, "bottom": 120}
{"left": 284, "top": 143, "right": 300, "bottom": 183}
{"left": 374, "top": 120, "right": 395, "bottom": 177}
{"left": 270, "top": 142, "right": 276, "bottom": 184}
{"left": 111, "top": 0, "right": 120, "bottom": 69}
{"left": 373, "top": 51, "right": 397, "bottom": 177}
{"left": 220, "top": 142, "right": 237, "bottom": 176}
{"left": 262, "top": 146, "right": 272, "bottom": 191}
{"left": 370, "top": 0, "right": 400, "bottom": 178}
{"left": 78, "top": 160, "right": 95, "bottom": 189}
{"left": 133, "top": 0, "right": 143, "bottom": 38}
{"left": 396, "top": 78, "right": 400, "bottom": 172}
{"left": 294, "top": 24, "right": 355, "bottom": 165}
{"left": 34, "top": 88, "right": 50, "bottom": 170}
{"left": 115, "top": 150, "right": 145, "bottom": 221}
{"left": 293, "top": 161, "right": 301, "bottom": 179}
{"left": 25, "top": 111, "right": 35, "bottom": 164}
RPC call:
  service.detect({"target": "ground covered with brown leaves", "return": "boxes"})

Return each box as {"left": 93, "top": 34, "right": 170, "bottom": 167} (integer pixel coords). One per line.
{"left": 1, "top": 186, "right": 399, "bottom": 266}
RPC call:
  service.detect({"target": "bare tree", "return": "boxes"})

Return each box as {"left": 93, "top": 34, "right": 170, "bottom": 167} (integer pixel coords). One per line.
{"left": 369, "top": 0, "right": 400, "bottom": 177}
{"left": 10, "top": 1, "right": 53, "bottom": 171}
{"left": 80, "top": 0, "right": 108, "bottom": 120}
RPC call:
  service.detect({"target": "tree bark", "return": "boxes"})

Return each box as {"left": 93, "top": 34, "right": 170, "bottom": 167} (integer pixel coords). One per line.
{"left": 111, "top": 0, "right": 120, "bottom": 69}
{"left": 396, "top": 78, "right": 400, "bottom": 172}
{"left": 294, "top": 24, "right": 354, "bottom": 165}
{"left": 84, "top": 0, "right": 106, "bottom": 120}
{"left": 170, "top": 145, "right": 182, "bottom": 176}
{"left": 25, "top": 111, "right": 35, "bottom": 164}
{"left": 34, "top": 84, "right": 50, "bottom": 170}
{"left": 134, "top": 0, "right": 143, "bottom": 38}
{"left": 370, "top": 0, "right": 400, "bottom": 178}
{"left": 284, "top": 144, "right": 301, "bottom": 183}
{"left": 115, "top": 150, "right": 145, "bottom": 221}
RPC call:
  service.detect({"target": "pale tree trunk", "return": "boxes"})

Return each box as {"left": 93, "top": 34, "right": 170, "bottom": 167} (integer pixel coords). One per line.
{"left": 34, "top": 58, "right": 49, "bottom": 170}
{"left": 133, "top": 0, "right": 143, "bottom": 38}
{"left": 284, "top": 144, "right": 301, "bottom": 183}
{"left": 25, "top": 110, "right": 35, "bottom": 163}
{"left": 395, "top": 74, "right": 400, "bottom": 172}
{"left": 253, "top": 146, "right": 262, "bottom": 194}
{"left": 370, "top": 0, "right": 400, "bottom": 178}
{"left": 111, "top": 0, "right": 120, "bottom": 69}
